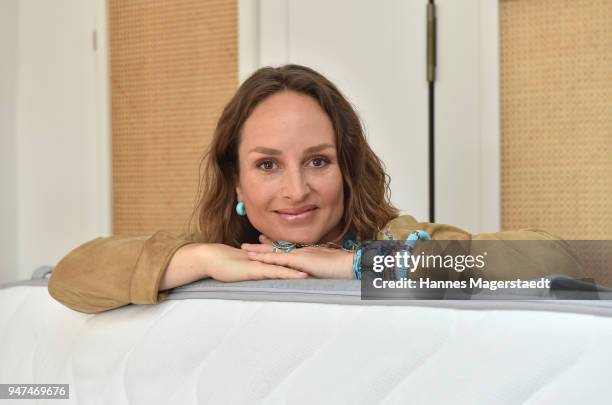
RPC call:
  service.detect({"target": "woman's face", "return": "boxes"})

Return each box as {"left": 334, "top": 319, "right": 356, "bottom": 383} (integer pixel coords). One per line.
{"left": 236, "top": 90, "right": 344, "bottom": 244}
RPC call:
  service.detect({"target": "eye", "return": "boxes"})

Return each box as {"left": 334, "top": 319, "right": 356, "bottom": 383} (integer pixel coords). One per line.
{"left": 257, "top": 160, "right": 277, "bottom": 171}
{"left": 309, "top": 157, "right": 330, "bottom": 167}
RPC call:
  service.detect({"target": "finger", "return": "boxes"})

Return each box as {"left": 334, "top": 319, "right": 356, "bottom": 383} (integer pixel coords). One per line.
{"left": 300, "top": 246, "right": 338, "bottom": 254}
{"left": 241, "top": 243, "right": 274, "bottom": 253}
{"left": 268, "top": 267, "right": 308, "bottom": 279}
{"left": 251, "top": 263, "right": 307, "bottom": 279}
{"left": 247, "top": 251, "right": 295, "bottom": 268}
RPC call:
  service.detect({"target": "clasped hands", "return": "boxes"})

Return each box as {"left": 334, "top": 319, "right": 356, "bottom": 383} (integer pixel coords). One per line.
{"left": 240, "top": 234, "right": 355, "bottom": 280}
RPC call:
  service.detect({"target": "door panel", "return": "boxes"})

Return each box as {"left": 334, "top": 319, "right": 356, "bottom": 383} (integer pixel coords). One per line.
{"left": 15, "top": 0, "right": 110, "bottom": 279}
{"left": 435, "top": 0, "right": 500, "bottom": 233}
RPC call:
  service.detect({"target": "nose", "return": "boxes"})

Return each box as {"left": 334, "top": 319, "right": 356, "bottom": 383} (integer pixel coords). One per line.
{"left": 281, "top": 168, "right": 310, "bottom": 202}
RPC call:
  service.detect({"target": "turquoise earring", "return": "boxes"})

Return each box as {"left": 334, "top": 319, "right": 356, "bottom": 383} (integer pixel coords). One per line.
{"left": 235, "top": 201, "right": 246, "bottom": 216}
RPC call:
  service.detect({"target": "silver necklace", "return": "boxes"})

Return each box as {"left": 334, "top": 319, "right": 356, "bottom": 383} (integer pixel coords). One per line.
{"left": 272, "top": 240, "right": 357, "bottom": 253}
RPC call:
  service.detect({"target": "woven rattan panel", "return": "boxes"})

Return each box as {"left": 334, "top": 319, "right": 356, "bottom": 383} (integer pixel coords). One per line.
{"left": 109, "top": 0, "right": 237, "bottom": 235}
{"left": 501, "top": 0, "right": 612, "bottom": 240}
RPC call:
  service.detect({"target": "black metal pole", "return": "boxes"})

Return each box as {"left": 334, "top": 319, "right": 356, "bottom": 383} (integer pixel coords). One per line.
{"left": 427, "top": 0, "right": 436, "bottom": 223}
{"left": 429, "top": 81, "right": 435, "bottom": 223}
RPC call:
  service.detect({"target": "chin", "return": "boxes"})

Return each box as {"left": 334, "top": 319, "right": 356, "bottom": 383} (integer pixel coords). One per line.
{"left": 294, "top": 236, "right": 320, "bottom": 245}
{"left": 272, "top": 228, "right": 322, "bottom": 244}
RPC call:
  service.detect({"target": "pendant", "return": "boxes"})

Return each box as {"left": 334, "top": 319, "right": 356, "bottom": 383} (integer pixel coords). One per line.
{"left": 272, "top": 240, "right": 297, "bottom": 253}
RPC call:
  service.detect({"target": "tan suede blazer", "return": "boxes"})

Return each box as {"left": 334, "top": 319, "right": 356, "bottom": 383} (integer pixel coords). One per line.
{"left": 48, "top": 215, "right": 582, "bottom": 314}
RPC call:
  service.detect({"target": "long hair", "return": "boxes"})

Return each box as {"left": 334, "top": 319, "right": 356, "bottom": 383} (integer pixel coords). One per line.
{"left": 187, "top": 64, "right": 399, "bottom": 246}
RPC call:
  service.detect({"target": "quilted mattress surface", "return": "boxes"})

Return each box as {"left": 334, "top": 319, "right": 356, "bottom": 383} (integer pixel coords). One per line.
{"left": 1, "top": 279, "right": 612, "bottom": 405}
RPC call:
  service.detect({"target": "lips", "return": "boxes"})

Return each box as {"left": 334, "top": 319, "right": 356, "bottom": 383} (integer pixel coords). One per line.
{"left": 275, "top": 205, "right": 318, "bottom": 221}
{"left": 275, "top": 205, "right": 317, "bottom": 215}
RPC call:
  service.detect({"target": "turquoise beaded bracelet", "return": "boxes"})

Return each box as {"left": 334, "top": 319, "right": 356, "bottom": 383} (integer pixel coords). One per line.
{"left": 353, "top": 230, "right": 431, "bottom": 280}
{"left": 352, "top": 248, "right": 363, "bottom": 280}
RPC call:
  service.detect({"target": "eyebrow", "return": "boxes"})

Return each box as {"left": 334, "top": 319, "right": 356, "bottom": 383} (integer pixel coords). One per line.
{"left": 248, "top": 143, "right": 334, "bottom": 155}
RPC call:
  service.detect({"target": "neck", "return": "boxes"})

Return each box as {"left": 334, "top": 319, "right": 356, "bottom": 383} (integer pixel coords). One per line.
{"left": 318, "top": 224, "right": 346, "bottom": 245}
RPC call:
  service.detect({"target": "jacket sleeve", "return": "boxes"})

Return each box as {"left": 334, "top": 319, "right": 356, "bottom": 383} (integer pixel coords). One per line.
{"left": 48, "top": 231, "right": 198, "bottom": 314}
{"left": 376, "top": 215, "right": 584, "bottom": 281}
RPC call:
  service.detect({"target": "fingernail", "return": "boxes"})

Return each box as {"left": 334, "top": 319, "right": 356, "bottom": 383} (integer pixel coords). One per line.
{"left": 247, "top": 251, "right": 257, "bottom": 256}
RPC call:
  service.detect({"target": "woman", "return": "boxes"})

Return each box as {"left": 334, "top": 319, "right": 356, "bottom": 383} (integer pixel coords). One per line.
{"left": 48, "top": 64, "right": 580, "bottom": 314}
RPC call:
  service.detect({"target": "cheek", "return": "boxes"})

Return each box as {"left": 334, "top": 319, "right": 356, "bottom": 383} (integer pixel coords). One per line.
{"left": 318, "top": 169, "right": 344, "bottom": 209}
{"left": 240, "top": 171, "right": 274, "bottom": 209}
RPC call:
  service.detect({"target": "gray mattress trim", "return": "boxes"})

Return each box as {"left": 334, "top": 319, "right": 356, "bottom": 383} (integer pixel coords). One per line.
{"left": 3, "top": 266, "right": 612, "bottom": 318}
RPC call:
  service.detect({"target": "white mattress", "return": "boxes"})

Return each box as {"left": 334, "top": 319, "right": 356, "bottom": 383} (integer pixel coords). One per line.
{"left": 1, "top": 282, "right": 612, "bottom": 405}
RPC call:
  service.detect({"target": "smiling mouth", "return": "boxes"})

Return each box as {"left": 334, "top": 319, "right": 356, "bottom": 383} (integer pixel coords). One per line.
{"left": 275, "top": 207, "right": 318, "bottom": 221}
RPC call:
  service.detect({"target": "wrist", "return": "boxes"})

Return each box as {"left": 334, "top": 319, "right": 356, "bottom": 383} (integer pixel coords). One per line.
{"left": 160, "top": 242, "right": 212, "bottom": 291}
{"left": 334, "top": 251, "right": 355, "bottom": 279}
{"left": 195, "top": 243, "right": 220, "bottom": 279}
{"left": 345, "top": 251, "right": 356, "bottom": 279}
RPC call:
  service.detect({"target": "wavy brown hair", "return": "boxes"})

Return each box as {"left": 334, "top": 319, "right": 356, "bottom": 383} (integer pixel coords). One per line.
{"left": 187, "top": 64, "right": 399, "bottom": 247}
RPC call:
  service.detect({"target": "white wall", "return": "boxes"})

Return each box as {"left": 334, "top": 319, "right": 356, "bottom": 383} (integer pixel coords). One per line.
{"left": 0, "top": 0, "right": 19, "bottom": 285}
{"left": 0, "top": 0, "right": 111, "bottom": 283}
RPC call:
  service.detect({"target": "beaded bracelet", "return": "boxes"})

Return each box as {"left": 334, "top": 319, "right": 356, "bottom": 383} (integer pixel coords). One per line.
{"left": 353, "top": 230, "right": 431, "bottom": 280}
{"left": 352, "top": 248, "right": 363, "bottom": 280}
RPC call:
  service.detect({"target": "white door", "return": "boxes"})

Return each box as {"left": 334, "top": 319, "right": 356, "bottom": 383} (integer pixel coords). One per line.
{"left": 434, "top": 0, "right": 500, "bottom": 233}
{"left": 14, "top": 0, "right": 111, "bottom": 280}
